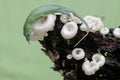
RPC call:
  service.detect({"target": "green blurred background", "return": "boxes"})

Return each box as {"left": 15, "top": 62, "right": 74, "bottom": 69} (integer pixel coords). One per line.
{"left": 0, "top": 0, "right": 120, "bottom": 80}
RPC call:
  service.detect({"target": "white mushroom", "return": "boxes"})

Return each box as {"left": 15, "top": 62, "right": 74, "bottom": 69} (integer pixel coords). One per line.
{"left": 60, "top": 14, "right": 69, "bottom": 23}
{"left": 31, "top": 14, "right": 56, "bottom": 41}
{"left": 83, "top": 16, "right": 104, "bottom": 33}
{"left": 69, "top": 13, "right": 82, "bottom": 24}
{"left": 60, "top": 13, "right": 82, "bottom": 24}
{"left": 61, "top": 22, "right": 78, "bottom": 39}
{"left": 66, "top": 54, "right": 72, "bottom": 59}
{"left": 113, "top": 28, "right": 120, "bottom": 38}
{"left": 82, "top": 60, "right": 90, "bottom": 71}
{"left": 100, "top": 27, "right": 109, "bottom": 36}
{"left": 82, "top": 60, "right": 99, "bottom": 75}
{"left": 100, "top": 27, "right": 109, "bottom": 38}
{"left": 80, "top": 23, "right": 90, "bottom": 32}
{"left": 82, "top": 53, "right": 105, "bottom": 76}
{"left": 71, "top": 48, "right": 85, "bottom": 60}
{"left": 90, "top": 61, "right": 100, "bottom": 71}
{"left": 92, "top": 54, "right": 105, "bottom": 67}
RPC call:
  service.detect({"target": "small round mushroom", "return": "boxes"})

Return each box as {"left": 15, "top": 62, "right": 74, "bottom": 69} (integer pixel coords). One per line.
{"left": 30, "top": 31, "right": 45, "bottom": 41}
{"left": 113, "top": 28, "right": 120, "bottom": 38}
{"left": 100, "top": 27, "right": 109, "bottom": 38}
{"left": 90, "top": 61, "right": 100, "bottom": 71}
{"left": 100, "top": 27, "right": 109, "bottom": 35}
{"left": 31, "top": 14, "right": 56, "bottom": 41}
{"left": 66, "top": 54, "right": 72, "bottom": 59}
{"left": 61, "top": 22, "right": 78, "bottom": 39}
{"left": 80, "top": 23, "right": 90, "bottom": 32}
{"left": 60, "top": 13, "right": 82, "bottom": 24}
{"left": 71, "top": 48, "right": 85, "bottom": 60}
{"left": 69, "top": 13, "right": 82, "bottom": 24}
{"left": 60, "top": 14, "right": 69, "bottom": 23}
{"left": 83, "top": 16, "right": 104, "bottom": 33}
{"left": 82, "top": 60, "right": 99, "bottom": 75}
{"left": 92, "top": 54, "right": 105, "bottom": 67}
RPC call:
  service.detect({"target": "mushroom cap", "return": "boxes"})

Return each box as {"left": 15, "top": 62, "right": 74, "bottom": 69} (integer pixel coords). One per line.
{"left": 61, "top": 22, "right": 78, "bottom": 39}
{"left": 60, "top": 13, "right": 82, "bottom": 24}
{"left": 100, "top": 27, "right": 109, "bottom": 35}
{"left": 71, "top": 48, "right": 85, "bottom": 60}
{"left": 113, "top": 28, "right": 120, "bottom": 38}
{"left": 60, "top": 14, "right": 70, "bottom": 23}
{"left": 66, "top": 54, "right": 73, "bottom": 59}
{"left": 30, "top": 14, "right": 56, "bottom": 41}
{"left": 92, "top": 54, "right": 105, "bottom": 67}
{"left": 80, "top": 23, "right": 89, "bottom": 32}
{"left": 83, "top": 16, "right": 104, "bottom": 33}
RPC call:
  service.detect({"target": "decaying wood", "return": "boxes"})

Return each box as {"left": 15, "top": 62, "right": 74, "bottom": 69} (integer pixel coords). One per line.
{"left": 39, "top": 16, "right": 120, "bottom": 80}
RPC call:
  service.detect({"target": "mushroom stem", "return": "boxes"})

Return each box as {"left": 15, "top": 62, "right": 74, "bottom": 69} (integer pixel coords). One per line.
{"left": 74, "top": 30, "right": 90, "bottom": 47}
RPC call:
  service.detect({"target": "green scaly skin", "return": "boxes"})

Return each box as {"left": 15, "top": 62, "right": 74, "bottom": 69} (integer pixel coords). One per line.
{"left": 23, "top": 5, "right": 89, "bottom": 45}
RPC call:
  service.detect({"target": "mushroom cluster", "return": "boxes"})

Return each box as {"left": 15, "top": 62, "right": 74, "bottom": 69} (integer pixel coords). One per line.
{"left": 24, "top": 5, "right": 120, "bottom": 80}
{"left": 66, "top": 48, "right": 85, "bottom": 60}
{"left": 67, "top": 47, "right": 106, "bottom": 76}
{"left": 30, "top": 13, "right": 108, "bottom": 76}
{"left": 82, "top": 54, "right": 105, "bottom": 75}
{"left": 30, "top": 12, "right": 120, "bottom": 43}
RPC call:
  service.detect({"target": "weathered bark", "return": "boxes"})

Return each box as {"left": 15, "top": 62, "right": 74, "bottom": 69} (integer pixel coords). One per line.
{"left": 39, "top": 15, "right": 120, "bottom": 80}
